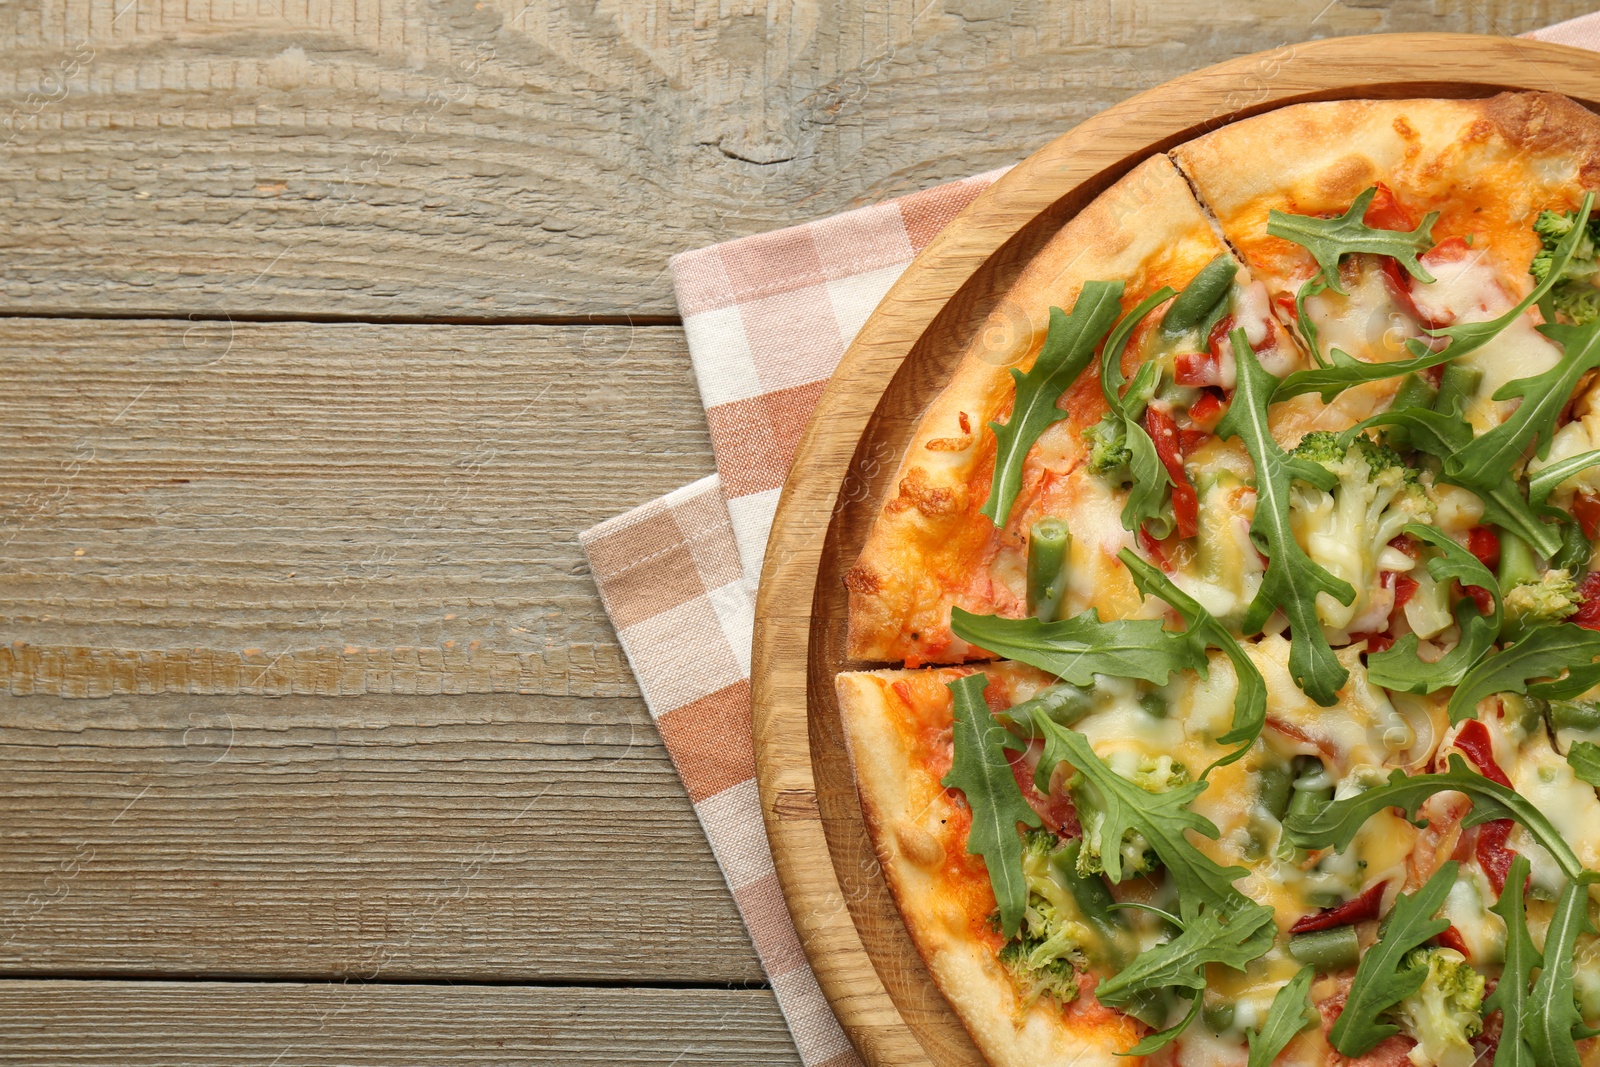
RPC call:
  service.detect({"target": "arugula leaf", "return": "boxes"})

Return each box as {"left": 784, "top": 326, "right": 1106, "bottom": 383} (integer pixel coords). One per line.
{"left": 1267, "top": 187, "right": 1439, "bottom": 296}
{"left": 1329, "top": 861, "right": 1457, "bottom": 1058}
{"left": 1283, "top": 754, "right": 1583, "bottom": 881}
{"left": 1122, "top": 993, "right": 1204, "bottom": 1057}
{"left": 1414, "top": 192, "right": 1595, "bottom": 363}
{"left": 1273, "top": 343, "right": 1456, "bottom": 404}
{"left": 1568, "top": 741, "right": 1600, "bottom": 789}
{"left": 1101, "top": 287, "right": 1174, "bottom": 416}
{"left": 982, "top": 282, "right": 1125, "bottom": 525}
{"left": 1121, "top": 398, "right": 1175, "bottom": 537}
{"left": 1524, "top": 871, "right": 1600, "bottom": 1067}
{"left": 1444, "top": 317, "right": 1600, "bottom": 488}
{"left": 940, "top": 673, "right": 1040, "bottom": 939}
{"left": 949, "top": 606, "right": 1207, "bottom": 689}
{"left": 1094, "top": 896, "right": 1277, "bottom": 1052}
{"left": 1118, "top": 548, "right": 1266, "bottom": 770}
{"left": 1485, "top": 854, "right": 1538, "bottom": 1067}
{"left": 1340, "top": 408, "right": 1564, "bottom": 559}
{"left": 1098, "top": 290, "right": 1177, "bottom": 537}
{"left": 1530, "top": 448, "right": 1600, "bottom": 506}
{"left": 1448, "top": 623, "right": 1600, "bottom": 724}
{"left": 1214, "top": 332, "right": 1355, "bottom": 706}
{"left": 1029, "top": 716, "right": 1246, "bottom": 918}
{"left": 1366, "top": 524, "right": 1501, "bottom": 694}
{"left": 1246, "top": 966, "right": 1317, "bottom": 1067}
{"left": 1292, "top": 274, "right": 1331, "bottom": 366}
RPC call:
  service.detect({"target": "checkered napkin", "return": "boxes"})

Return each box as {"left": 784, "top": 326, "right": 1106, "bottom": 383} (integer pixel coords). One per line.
{"left": 578, "top": 16, "right": 1600, "bottom": 1061}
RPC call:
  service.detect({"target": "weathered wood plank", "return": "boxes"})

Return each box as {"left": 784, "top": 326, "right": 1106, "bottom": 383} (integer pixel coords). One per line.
{"left": 0, "top": 319, "right": 713, "bottom": 698}
{"left": 1, "top": 1, "right": 1588, "bottom": 317}
{"left": 0, "top": 981, "right": 801, "bottom": 1064}
{"left": 0, "top": 689, "right": 764, "bottom": 981}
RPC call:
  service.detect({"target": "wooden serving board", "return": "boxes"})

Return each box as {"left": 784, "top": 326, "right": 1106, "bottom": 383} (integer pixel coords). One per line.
{"left": 751, "top": 33, "right": 1600, "bottom": 1067}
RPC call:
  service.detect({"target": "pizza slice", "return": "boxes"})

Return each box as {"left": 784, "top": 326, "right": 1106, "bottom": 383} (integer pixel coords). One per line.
{"left": 1170, "top": 92, "right": 1600, "bottom": 441}
{"left": 836, "top": 638, "right": 1487, "bottom": 1066}
{"left": 845, "top": 154, "right": 1305, "bottom": 666}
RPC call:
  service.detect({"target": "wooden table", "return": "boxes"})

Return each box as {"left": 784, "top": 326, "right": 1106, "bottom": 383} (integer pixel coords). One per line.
{"left": 0, "top": 2, "right": 1587, "bottom": 1062}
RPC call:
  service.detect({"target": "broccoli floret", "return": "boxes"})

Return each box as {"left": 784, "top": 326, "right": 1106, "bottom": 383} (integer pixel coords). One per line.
{"left": 996, "top": 830, "right": 1090, "bottom": 1007}
{"left": 1503, "top": 568, "right": 1580, "bottom": 633}
{"left": 1292, "top": 429, "right": 1348, "bottom": 466}
{"left": 1073, "top": 754, "right": 1188, "bottom": 880}
{"left": 1084, "top": 412, "right": 1131, "bottom": 479}
{"left": 1393, "top": 947, "right": 1485, "bottom": 1067}
{"left": 998, "top": 939, "right": 1080, "bottom": 1007}
{"left": 1532, "top": 208, "right": 1600, "bottom": 325}
{"left": 1288, "top": 432, "right": 1437, "bottom": 634}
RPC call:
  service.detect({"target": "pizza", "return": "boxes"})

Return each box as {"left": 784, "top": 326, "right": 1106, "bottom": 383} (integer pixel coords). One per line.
{"left": 836, "top": 92, "right": 1600, "bottom": 1067}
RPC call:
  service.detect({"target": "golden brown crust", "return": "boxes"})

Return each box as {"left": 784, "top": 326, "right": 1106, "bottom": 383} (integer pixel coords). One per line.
{"left": 1171, "top": 92, "right": 1600, "bottom": 290}
{"left": 835, "top": 666, "right": 1136, "bottom": 1067}
{"left": 845, "top": 154, "right": 1228, "bottom": 664}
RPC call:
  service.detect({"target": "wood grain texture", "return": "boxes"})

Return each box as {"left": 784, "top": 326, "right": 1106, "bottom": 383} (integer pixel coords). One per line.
{"left": 0, "top": 319, "right": 712, "bottom": 698}
{"left": 0, "top": 1, "right": 1590, "bottom": 317}
{"left": 752, "top": 36, "right": 1600, "bottom": 1067}
{"left": 0, "top": 688, "right": 765, "bottom": 982}
{"left": 0, "top": 981, "right": 802, "bottom": 1064}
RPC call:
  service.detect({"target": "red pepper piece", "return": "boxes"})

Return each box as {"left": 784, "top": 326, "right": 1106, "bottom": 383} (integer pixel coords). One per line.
{"left": 1144, "top": 406, "right": 1198, "bottom": 540}
{"left": 1207, "top": 313, "right": 1236, "bottom": 358}
{"left": 1388, "top": 533, "right": 1421, "bottom": 559}
{"left": 1352, "top": 631, "right": 1396, "bottom": 654}
{"left": 1435, "top": 924, "right": 1471, "bottom": 958}
{"left": 1455, "top": 719, "right": 1513, "bottom": 787}
{"left": 1188, "top": 390, "right": 1227, "bottom": 430}
{"left": 1175, "top": 350, "right": 1221, "bottom": 387}
{"left": 1362, "top": 182, "right": 1418, "bottom": 231}
{"left": 1291, "top": 880, "right": 1389, "bottom": 934}
{"left": 1138, "top": 526, "right": 1174, "bottom": 573}
{"left": 1476, "top": 820, "right": 1518, "bottom": 897}
{"left": 1575, "top": 571, "right": 1600, "bottom": 632}
{"left": 1467, "top": 527, "right": 1501, "bottom": 570}
{"left": 1575, "top": 491, "right": 1600, "bottom": 541}
{"left": 1455, "top": 719, "right": 1519, "bottom": 894}
{"left": 1379, "top": 255, "right": 1436, "bottom": 327}
{"left": 1392, "top": 573, "right": 1419, "bottom": 608}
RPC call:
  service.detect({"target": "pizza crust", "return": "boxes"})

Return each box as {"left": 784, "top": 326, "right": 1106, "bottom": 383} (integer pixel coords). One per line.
{"left": 835, "top": 666, "right": 1139, "bottom": 1067}
{"left": 1171, "top": 92, "right": 1600, "bottom": 290}
{"left": 845, "top": 153, "right": 1232, "bottom": 665}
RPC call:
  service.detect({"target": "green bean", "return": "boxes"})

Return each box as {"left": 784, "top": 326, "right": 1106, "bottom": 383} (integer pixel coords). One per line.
{"left": 1052, "top": 839, "right": 1130, "bottom": 968}
{"left": 1498, "top": 532, "right": 1541, "bottom": 588}
{"left": 1287, "top": 758, "right": 1333, "bottom": 824}
{"left": 1289, "top": 925, "right": 1361, "bottom": 970}
{"left": 1384, "top": 372, "right": 1438, "bottom": 451}
{"left": 1161, "top": 254, "right": 1239, "bottom": 338}
{"left": 1256, "top": 763, "right": 1294, "bottom": 821}
{"left": 1053, "top": 839, "right": 1121, "bottom": 927}
{"left": 1006, "top": 683, "right": 1093, "bottom": 736}
{"left": 1432, "top": 363, "right": 1483, "bottom": 418}
{"left": 1026, "top": 518, "right": 1071, "bottom": 623}
{"left": 1551, "top": 699, "right": 1600, "bottom": 733}
{"left": 1304, "top": 889, "right": 1349, "bottom": 910}
{"left": 1202, "top": 1002, "right": 1236, "bottom": 1035}
{"left": 1138, "top": 692, "right": 1169, "bottom": 720}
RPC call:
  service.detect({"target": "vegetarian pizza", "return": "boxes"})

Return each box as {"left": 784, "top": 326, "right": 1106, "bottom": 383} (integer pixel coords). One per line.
{"left": 837, "top": 93, "right": 1600, "bottom": 1066}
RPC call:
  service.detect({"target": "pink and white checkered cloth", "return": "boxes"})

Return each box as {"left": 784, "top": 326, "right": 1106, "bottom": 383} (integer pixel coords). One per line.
{"left": 578, "top": 15, "right": 1600, "bottom": 1063}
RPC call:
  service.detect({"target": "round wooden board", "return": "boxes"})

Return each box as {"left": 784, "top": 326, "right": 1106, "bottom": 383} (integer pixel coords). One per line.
{"left": 751, "top": 32, "right": 1600, "bottom": 1067}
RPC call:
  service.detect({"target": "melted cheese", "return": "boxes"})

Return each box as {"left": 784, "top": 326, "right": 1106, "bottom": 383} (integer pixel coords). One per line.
{"left": 1409, "top": 251, "right": 1563, "bottom": 432}
{"left": 1507, "top": 739, "right": 1600, "bottom": 893}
